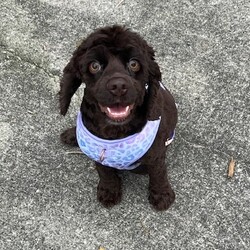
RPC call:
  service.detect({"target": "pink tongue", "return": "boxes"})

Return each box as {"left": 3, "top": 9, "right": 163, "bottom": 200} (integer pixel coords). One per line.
{"left": 107, "top": 105, "right": 129, "bottom": 119}
{"left": 109, "top": 106, "right": 126, "bottom": 113}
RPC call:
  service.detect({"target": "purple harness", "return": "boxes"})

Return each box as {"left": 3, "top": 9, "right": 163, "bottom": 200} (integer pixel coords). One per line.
{"left": 76, "top": 113, "right": 175, "bottom": 170}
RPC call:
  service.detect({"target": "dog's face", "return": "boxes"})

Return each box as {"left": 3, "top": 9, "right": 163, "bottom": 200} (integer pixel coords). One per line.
{"left": 80, "top": 45, "right": 149, "bottom": 125}
{"left": 60, "top": 26, "right": 162, "bottom": 126}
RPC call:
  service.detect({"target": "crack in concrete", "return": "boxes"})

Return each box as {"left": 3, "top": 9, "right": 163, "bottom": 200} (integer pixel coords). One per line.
{"left": 0, "top": 43, "right": 60, "bottom": 79}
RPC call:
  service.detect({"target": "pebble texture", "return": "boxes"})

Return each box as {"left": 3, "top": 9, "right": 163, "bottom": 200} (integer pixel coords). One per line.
{"left": 0, "top": 0, "right": 249, "bottom": 249}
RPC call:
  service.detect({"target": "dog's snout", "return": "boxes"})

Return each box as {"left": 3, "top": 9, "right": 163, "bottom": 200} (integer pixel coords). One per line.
{"left": 107, "top": 78, "right": 129, "bottom": 96}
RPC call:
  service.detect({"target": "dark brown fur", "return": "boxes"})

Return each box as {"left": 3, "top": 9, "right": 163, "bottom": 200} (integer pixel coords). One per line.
{"left": 59, "top": 26, "right": 177, "bottom": 210}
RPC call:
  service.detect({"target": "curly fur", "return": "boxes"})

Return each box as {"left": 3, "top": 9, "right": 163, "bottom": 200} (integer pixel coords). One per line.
{"left": 59, "top": 25, "right": 178, "bottom": 210}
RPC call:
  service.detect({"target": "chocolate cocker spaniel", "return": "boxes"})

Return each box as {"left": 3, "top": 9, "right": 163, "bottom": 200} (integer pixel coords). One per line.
{"left": 59, "top": 25, "right": 177, "bottom": 211}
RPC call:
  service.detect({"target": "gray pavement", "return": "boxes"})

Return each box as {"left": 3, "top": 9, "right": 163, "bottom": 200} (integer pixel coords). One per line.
{"left": 0, "top": 0, "right": 249, "bottom": 249}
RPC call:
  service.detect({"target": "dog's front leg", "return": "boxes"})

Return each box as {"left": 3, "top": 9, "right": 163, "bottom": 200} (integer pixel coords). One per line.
{"left": 148, "top": 159, "right": 175, "bottom": 211}
{"left": 95, "top": 163, "right": 122, "bottom": 208}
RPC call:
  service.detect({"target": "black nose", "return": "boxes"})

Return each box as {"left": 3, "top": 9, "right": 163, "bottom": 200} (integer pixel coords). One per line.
{"left": 107, "top": 78, "right": 128, "bottom": 96}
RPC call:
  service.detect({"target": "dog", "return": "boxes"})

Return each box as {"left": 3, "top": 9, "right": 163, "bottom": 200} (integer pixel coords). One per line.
{"left": 59, "top": 25, "right": 177, "bottom": 211}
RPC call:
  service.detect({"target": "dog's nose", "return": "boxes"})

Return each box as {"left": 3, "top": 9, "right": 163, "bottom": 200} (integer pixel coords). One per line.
{"left": 107, "top": 78, "right": 128, "bottom": 96}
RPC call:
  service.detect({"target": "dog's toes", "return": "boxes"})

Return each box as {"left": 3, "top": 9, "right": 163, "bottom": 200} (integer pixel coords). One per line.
{"left": 60, "top": 127, "right": 78, "bottom": 146}
{"left": 149, "top": 187, "right": 175, "bottom": 211}
{"left": 97, "top": 182, "right": 122, "bottom": 208}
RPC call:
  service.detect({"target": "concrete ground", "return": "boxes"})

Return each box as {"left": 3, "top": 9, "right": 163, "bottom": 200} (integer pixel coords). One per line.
{"left": 1, "top": 0, "right": 249, "bottom": 249}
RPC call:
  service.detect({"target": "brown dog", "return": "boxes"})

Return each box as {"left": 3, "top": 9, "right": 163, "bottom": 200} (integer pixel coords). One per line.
{"left": 59, "top": 26, "right": 177, "bottom": 211}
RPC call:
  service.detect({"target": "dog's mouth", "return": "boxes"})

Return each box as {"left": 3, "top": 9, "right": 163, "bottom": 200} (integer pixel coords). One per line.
{"left": 99, "top": 103, "right": 134, "bottom": 122}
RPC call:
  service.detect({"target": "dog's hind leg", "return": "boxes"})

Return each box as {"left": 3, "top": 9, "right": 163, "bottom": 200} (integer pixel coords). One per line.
{"left": 60, "top": 127, "right": 78, "bottom": 146}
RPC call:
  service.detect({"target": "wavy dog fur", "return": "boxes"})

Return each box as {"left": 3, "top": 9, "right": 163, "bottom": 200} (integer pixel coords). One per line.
{"left": 59, "top": 25, "right": 177, "bottom": 210}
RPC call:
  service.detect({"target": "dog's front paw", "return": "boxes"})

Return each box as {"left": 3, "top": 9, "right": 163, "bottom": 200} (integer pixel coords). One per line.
{"left": 149, "top": 186, "right": 175, "bottom": 211}
{"left": 97, "top": 181, "right": 122, "bottom": 208}
{"left": 60, "top": 127, "right": 78, "bottom": 146}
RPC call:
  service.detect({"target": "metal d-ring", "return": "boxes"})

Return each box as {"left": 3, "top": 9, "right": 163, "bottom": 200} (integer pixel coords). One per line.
{"left": 100, "top": 149, "right": 106, "bottom": 162}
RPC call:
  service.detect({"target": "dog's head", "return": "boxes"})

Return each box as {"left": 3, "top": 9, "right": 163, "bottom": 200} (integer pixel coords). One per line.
{"left": 59, "top": 25, "right": 162, "bottom": 125}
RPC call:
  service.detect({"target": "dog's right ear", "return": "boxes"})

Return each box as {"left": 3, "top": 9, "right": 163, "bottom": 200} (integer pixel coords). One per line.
{"left": 59, "top": 58, "right": 82, "bottom": 116}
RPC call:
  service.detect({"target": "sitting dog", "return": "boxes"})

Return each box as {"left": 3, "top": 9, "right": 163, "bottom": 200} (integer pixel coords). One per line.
{"left": 59, "top": 25, "right": 177, "bottom": 211}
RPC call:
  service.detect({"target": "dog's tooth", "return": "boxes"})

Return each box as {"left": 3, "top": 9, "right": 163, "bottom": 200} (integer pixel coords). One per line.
{"left": 107, "top": 107, "right": 112, "bottom": 114}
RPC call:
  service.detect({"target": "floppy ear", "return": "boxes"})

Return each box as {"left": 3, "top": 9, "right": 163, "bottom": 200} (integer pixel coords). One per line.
{"left": 59, "top": 57, "right": 82, "bottom": 116}
{"left": 146, "top": 48, "right": 163, "bottom": 120}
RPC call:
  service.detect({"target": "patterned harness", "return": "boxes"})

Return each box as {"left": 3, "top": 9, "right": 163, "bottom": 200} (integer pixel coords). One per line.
{"left": 76, "top": 82, "right": 175, "bottom": 170}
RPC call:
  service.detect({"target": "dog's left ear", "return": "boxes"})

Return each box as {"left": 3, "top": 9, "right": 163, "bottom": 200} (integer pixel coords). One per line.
{"left": 59, "top": 55, "right": 82, "bottom": 116}
{"left": 146, "top": 46, "right": 162, "bottom": 120}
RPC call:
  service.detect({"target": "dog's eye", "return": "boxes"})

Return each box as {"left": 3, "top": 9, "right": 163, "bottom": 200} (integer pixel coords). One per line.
{"left": 89, "top": 61, "right": 101, "bottom": 74}
{"left": 128, "top": 59, "right": 140, "bottom": 72}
